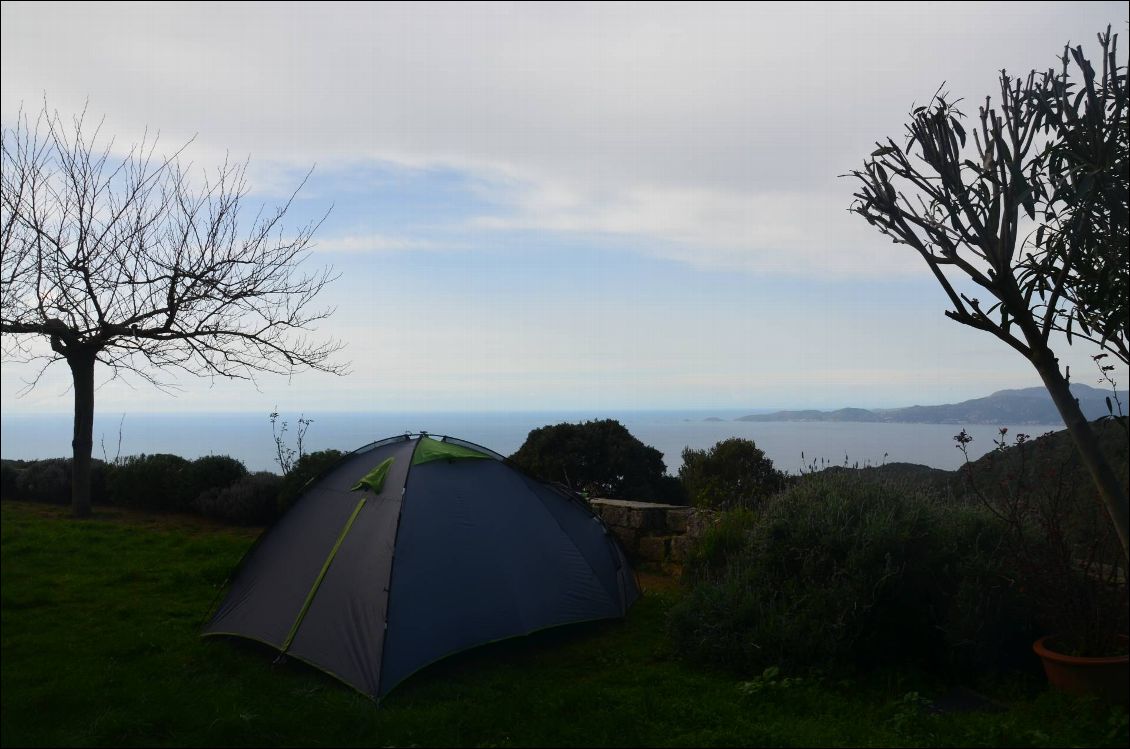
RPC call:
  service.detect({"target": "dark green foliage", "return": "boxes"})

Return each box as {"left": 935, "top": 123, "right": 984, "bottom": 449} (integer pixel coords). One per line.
{"left": 510, "top": 419, "right": 687, "bottom": 504}
{"left": 1024, "top": 28, "right": 1128, "bottom": 361}
{"left": 185, "top": 455, "right": 249, "bottom": 500}
{"left": 953, "top": 421, "right": 1129, "bottom": 656}
{"left": 277, "top": 449, "right": 344, "bottom": 512}
{"left": 679, "top": 437, "right": 785, "bottom": 510}
{"left": 10, "top": 458, "right": 108, "bottom": 505}
{"left": 106, "top": 453, "right": 192, "bottom": 511}
{"left": 680, "top": 507, "right": 760, "bottom": 577}
{"left": 668, "top": 472, "right": 1035, "bottom": 679}
{"left": 0, "top": 460, "right": 19, "bottom": 499}
{"left": 13, "top": 459, "right": 70, "bottom": 504}
{"left": 193, "top": 472, "right": 284, "bottom": 526}
{"left": 950, "top": 418, "right": 1130, "bottom": 510}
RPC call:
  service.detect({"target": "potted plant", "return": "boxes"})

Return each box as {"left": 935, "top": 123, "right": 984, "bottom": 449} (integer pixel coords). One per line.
{"left": 955, "top": 421, "right": 1129, "bottom": 706}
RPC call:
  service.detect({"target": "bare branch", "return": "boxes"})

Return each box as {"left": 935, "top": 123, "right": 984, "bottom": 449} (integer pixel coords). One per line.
{"left": 2, "top": 103, "right": 348, "bottom": 384}
{"left": 844, "top": 27, "right": 1129, "bottom": 561}
{"left": 2, "top": 102, "right": 348, "bottom": 517}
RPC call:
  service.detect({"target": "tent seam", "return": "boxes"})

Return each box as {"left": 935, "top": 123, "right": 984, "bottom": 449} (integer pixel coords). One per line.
{"left": 281, "top": 495, "right": 368, "bottom": 653}
{"left": 374, "top": 435, "right": 424, "bottom": 701}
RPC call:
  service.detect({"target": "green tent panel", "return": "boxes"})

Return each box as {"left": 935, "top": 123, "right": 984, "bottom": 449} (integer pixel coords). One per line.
{"left": 202, "top": 434, "right": 639, "bottom": 701}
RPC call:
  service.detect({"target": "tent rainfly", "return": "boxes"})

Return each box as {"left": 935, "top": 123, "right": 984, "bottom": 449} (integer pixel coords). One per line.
{"left": 202, "top": 433, "right": 640, "bottom": 700}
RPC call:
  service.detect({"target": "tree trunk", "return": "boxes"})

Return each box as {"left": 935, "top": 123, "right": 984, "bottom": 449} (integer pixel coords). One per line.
{"left": 1031, "top": 349, "right": 1130, "bottom": 562}
{"left": 66, "top": 350, "right": 96, "bottom": 519}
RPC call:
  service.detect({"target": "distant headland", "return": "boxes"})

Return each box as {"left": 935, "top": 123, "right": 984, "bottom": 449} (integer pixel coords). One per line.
{"left": 731, "top": 384, "right": 1128, "bottom": 425}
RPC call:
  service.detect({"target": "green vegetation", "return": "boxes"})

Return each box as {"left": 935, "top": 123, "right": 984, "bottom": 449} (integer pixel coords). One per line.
{"left": 192, "top": 472, "right": 285, "bottom": 527}
{"left": 510, "top": 419, "right": 686, "bottom": 504}
{"left": 3, "top": 500, "right": 1127, "bottom": 747}
{"left": 679, "top": 437, "right": 785, "bottom": 510}
{"left": 108, "top": 454, "right": 251, "bottom": 513}
{"left": 953, "top": 420, "right": 1129, "bottom": 657}
{"left": 669, "top": 472, "right": 1036, "bottom": 679}
{"left": 0, "top": 448, "right": 345, "bottom": 528}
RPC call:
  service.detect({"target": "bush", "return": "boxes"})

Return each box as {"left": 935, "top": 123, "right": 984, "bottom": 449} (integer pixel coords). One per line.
{"left": 668, "top": 471, "right": 1034, "bottom": 679}
{"left": 106, "top": 454, "right": 192, "bottom": 511}
{"left": 277, "top": 449, "right": 344, "bottom": 513}
{"left": 192, "top": 471, "right": 284, "bottom": 525}
{"left": 953, "top": 424, "right": 1129, "bottom": 657}
{"left": 679, "top": 438, "right": 785, "bottom": 510}
{"left": 185, "top": 455, "right": 248, "bottom": 499}
{"left": 11, "top": 458, "right": 108, "bottom": 505}
{"left": 1, "top": 460, "right": 22, "bottom": 499}
{"left": 510, "top": 420, "right": 687, "bottom": 504}
{"left": 13, "top": 459, "right": 70, "bottom": 504}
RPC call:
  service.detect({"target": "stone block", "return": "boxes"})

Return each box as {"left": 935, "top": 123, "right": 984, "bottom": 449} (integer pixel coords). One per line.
{"left": 638, "top": 535, "right": 670, "bottom": 563}
{"left": 686, "top": 509, "right": 718, "bottom": 538}
{"left": 612, "top": 526, "right": 638, "bottom": 554}
{"left": 667, "top": 508, "right": 693, "bottom": 534}
{"left": 601, "top": 505, "right": 628, "bottom": 528}
{"left": 627, "top": 506, "right": 666, "bottom": 531}
{"left": 669, "top": 534, "right": 693, "bottom": 562}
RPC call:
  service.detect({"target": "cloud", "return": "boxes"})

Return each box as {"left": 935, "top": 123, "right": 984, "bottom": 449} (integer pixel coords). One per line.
{"left": 312, "top": 233, "right": 452, "bottom": 254}
{"left": 470, "top": 180, "right": 924, "bottom": 276}
{"left": 4, "top": 2, "right": 1123, "bottom": 279}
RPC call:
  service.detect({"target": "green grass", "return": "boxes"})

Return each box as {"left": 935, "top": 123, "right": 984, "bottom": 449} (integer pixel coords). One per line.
{"left": 2, "top": 500, "right": 1126, "bottom": 747}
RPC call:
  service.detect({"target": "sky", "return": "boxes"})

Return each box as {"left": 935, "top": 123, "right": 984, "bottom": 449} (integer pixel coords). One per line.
{"left": 1, "top": 1, "right": 1127, "bottom": 414}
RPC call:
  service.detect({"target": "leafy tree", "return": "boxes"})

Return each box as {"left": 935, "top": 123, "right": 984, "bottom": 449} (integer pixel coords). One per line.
{"left": 1, "top": 105, "right": 346, "bottom": 517}
{"left": 510, "top": 419, "right": 686, "bottom": 504}
{"left": 1024, "top": 31, "right": 1128, "bottom": 361}
{"left": 845, "top": 27, "right": 1129, "bottom": 560}
{"left": 679, "top": 437, "right": 784, "bottom": 510}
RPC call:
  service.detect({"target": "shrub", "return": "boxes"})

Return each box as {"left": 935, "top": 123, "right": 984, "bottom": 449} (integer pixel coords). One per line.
{"left": 679, "top": 438, "right": 785, "bottom": 510}
{"left": 12, "top": 458, "right": 108, "bottom": 505}
{"left": 186, "top": 455, "right": 248, "bottom": 499}
{"left": 668, "top": 471, "right": 1034, "bottom": 679}
{"left": 953, "top": 424, "right": 1129, "bottom": 657}
{"left": 510, "top": 420, "right": 687, "bottom": 504}
{"left": 106, "top": 454, "right": 192, "bottom": 511}
{"left": 192, "top": 471, "right": 283, "bottom": 525}
{"left": 13, "top": 459, "right": 69, "bottom": 504}
{"left": 1, "top": 460, "right": 22, "bottom": 499}
{"left": 277, "top": 449, "right": 344, "bottom": 513}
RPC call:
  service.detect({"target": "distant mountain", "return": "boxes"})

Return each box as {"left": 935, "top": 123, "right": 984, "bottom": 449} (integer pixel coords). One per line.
{"left": 737, "top": 384, "right": 1128, "bottom": 425}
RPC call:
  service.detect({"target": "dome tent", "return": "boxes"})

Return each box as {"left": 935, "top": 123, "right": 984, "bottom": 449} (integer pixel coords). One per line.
{"left": 202, "top": 433, "right": 640, "bottom": 701}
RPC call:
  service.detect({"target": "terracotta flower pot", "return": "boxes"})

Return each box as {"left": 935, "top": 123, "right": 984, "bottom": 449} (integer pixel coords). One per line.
{"left": 1033, "top": 635, "right": 1129, "bottom": 707}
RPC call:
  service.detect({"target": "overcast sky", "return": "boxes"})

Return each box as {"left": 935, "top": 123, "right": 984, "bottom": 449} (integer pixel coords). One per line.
{"left": 2, "top": 1, "right": 1127, "bottom": 414}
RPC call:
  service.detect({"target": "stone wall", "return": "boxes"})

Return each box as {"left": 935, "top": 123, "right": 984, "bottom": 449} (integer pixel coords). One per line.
{"left": 590, "top": 498, "right": 715, "bottom": 575}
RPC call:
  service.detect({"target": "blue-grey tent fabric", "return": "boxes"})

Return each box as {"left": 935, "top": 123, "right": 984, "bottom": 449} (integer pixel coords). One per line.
{"left": 285, "top": 438, "right": 416, "bottom": 695}
{"left": 202, "top": 435, "right": 638, "bottom": 700}
{"left": 204, "top": 438, "right": 413, "bottom": 649}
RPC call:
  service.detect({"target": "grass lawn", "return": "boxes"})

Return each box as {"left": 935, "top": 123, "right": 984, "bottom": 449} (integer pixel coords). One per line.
{"left": 1, "top": 499, "right": 1127, "bottom": 747}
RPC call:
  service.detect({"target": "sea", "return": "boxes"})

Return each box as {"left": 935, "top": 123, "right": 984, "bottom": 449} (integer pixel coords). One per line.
{"left": 0, "top": 410, "right": 1067, "bottom": 475}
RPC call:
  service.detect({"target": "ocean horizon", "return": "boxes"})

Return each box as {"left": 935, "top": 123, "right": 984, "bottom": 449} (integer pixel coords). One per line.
{"left": 0, "top": 410, "right": 1066, "bottom": 476}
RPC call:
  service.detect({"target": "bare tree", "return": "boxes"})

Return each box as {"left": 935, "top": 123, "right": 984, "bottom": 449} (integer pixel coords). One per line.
{"left": 1, "top": 105, "right": 347, "bottom": 517}
{"left": 845, "top": 27, "right": 1129, "bottom": 559}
